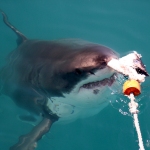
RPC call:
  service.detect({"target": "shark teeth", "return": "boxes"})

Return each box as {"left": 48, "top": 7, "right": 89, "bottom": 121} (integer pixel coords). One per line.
{"left": 81, "top": 74, "right": 116, "bottom": 89}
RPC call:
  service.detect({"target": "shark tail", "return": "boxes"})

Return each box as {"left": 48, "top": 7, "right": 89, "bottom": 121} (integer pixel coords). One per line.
{"left": 0, "top": 9, "right": 27, "bottom": 45}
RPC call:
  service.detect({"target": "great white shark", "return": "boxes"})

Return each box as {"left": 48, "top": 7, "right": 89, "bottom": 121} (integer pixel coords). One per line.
{"left": 0, "top": 10, "right": 149, "bottom": 150}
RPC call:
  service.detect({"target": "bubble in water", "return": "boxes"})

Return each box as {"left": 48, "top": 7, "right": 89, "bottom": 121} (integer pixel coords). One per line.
{"left": 146, "top": 140, "right": 150, "bottom": 148}
{"left": 119, "top": 109, "right": 130, "bottom": 116}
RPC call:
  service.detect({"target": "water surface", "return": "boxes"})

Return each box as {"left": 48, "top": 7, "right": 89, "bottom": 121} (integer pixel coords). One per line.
{"left": 0, "top": 0, "right": 150, "bottom": 150}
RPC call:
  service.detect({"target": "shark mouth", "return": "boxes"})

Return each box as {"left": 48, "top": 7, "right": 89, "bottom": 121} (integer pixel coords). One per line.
{"left": 81, "top": 74, "right": 116, "bottom": 90}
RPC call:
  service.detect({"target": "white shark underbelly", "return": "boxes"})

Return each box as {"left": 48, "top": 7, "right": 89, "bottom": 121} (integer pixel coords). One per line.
{"left": 47, "top": 83, "right": 118, "bottom": 123}
{"left": 47, "top": 68, "right": 122, "bottom": 123}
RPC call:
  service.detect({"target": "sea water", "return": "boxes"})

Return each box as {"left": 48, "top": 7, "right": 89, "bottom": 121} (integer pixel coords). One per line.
{"left": 0, "top": 0, "right": 150, "bottom": 150}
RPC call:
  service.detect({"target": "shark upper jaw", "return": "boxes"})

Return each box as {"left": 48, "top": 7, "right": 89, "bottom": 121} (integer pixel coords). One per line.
{"left": 80, "top": 73, "right": 115, "bottom": 90}
{"left": 79, "top": 66, "right": 148, "bottom": 92}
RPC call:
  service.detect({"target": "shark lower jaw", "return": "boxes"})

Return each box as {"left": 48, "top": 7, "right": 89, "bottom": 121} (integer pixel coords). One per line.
{"left": 80, "top": 73, "right": 116, "bottom": 90}
{"left": 46, "top": 74, "right": 118, "bottom": 121}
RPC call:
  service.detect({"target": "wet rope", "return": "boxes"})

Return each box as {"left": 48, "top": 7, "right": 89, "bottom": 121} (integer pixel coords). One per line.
{"left": 128, "top": 93, "right": 145, "bottom": 150}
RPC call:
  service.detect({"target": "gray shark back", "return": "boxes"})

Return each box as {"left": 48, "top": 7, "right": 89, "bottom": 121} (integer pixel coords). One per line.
{"left": 1, "top": 39, "right": 118, "bottom": 96}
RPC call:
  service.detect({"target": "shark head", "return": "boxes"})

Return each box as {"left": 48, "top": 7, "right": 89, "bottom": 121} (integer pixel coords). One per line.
{"left": 38, "top": 41, "right": 119, "bottom": 97}
{"left": 40, "top": 42, "right": 148, "bottom": 121}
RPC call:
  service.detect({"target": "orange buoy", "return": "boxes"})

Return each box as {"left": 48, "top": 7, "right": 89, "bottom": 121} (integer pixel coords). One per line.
{"left": 123, "top": 80, "right": 141, "bottom": 96}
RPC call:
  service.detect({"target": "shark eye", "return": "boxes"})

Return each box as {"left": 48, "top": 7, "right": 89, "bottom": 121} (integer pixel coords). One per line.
{"left": 75, "top": 69, "right": 82, "bottom": 75}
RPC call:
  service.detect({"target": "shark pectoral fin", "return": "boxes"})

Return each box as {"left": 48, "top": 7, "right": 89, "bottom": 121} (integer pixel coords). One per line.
{"left": 10, "top": 117, "right": 57, "bottom": 150}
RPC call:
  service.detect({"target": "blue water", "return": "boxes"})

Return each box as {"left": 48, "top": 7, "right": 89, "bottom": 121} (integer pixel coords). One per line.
{"left": 0, "top": 0, "right": 150, "bottom": 150}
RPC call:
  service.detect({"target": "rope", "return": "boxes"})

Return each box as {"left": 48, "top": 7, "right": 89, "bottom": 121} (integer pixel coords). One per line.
{"left": 128, "top": 93, "right": 145, "bottom": 150}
